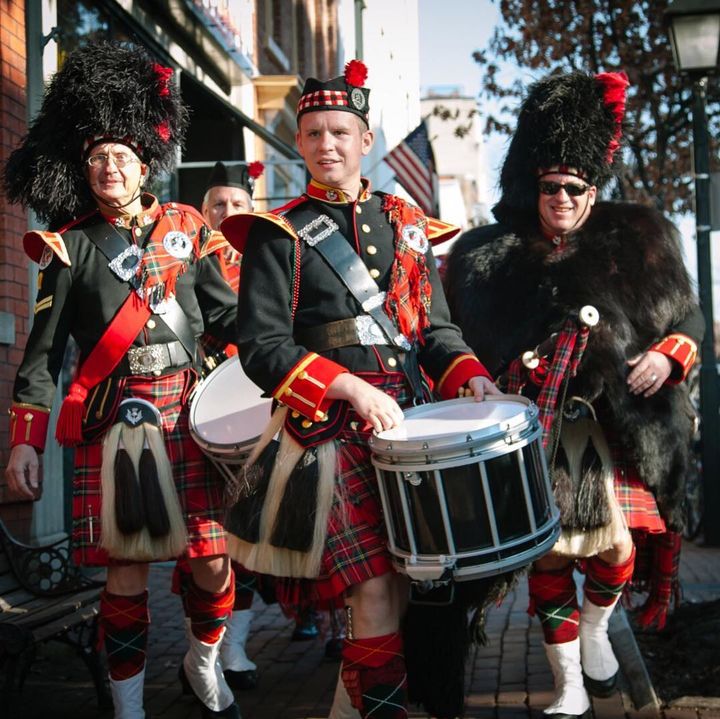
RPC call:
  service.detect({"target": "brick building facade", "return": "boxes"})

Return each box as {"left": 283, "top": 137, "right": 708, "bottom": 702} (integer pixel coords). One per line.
{"left": 0, "top": 0, "right": 31, "bottom": 531}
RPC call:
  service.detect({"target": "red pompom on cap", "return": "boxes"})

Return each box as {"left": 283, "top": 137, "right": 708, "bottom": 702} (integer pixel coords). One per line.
{"left": 344, "top": 59, "right": 368, "bottom": 88}
{"left": 248, "top": 161, "right": 265, "bottom": 179}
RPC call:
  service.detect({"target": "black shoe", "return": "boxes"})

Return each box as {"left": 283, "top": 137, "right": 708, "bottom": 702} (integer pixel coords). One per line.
{"left": 178, "top": 665, "right": 243, "bottom": 718}
{"left": 224, "top": 668, "right": 258, "bottom": 691}
{"left": 583, "top": 670, "right": 618, "bottom": 698}
{"left": 546, "top": 711, "right": 591, "bottom": 719}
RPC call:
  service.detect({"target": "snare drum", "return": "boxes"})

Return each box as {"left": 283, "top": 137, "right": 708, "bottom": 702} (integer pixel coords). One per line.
{"left": 370, "top": 395, "right": 560, "bottom": 582}
{"left": 189, "top": 356, "right": 272, "bottom": 483}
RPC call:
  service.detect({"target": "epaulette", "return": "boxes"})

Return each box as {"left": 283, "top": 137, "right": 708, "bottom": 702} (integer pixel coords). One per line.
{"left": 22, "top": 208, "right": 101, "bottom": 266}
{"left": 200, "top": 230, "right": 230, "bottom": 259}
{"left": 23, "top": 230, "right": 71, "bottom": 267}
{"left": 221, "top": 196, "right": 308, "bottom": 253}
{"left": 426, "top": 216, "right": 461, "bottom": 246}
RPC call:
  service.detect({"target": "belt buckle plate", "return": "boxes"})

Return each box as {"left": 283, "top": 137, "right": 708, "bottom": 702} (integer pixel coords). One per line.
{"left": 127, "top": 345, "right": 165, "bottom": 375}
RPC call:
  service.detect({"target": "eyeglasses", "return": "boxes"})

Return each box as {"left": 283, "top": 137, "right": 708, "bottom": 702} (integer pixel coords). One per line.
{"left": 538, "top": 180, "right": 591, "bottom": 197}
{"left": 86, "top": 152, "right": 139, "bottom": 169}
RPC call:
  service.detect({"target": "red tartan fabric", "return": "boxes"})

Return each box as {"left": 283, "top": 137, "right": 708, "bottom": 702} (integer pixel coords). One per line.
{"left": 342, "top": 632, "right": 408, "bottom": 718}
{"left": 136, "top": 204, "right": 202, "bottom": 303}
{"left": 173, "top": 558, "right": 256, "bottom": 611}
{"left": 186, "top": 575, "right": 235, "bottom": 643}
{"left": 275, "top": 373, "right": 410, "bottom": 609}
{"left": 584, "top": 547, "right": 635, "bottom": 606}
{"left": 528, "top": 564, "right": 580, "bottom": 644}
{"left": 381, "top": 195, "right": 432, "bottom": 345}
{"left": 71, "top": 370, "right": 227, "bottom": 566}
{"left": 100, "top": 590, "right": 149, "bottom": 680}
{"left": 633, "top": 530, "right": 682, "bottom": 630}
{"left": 505, "top": 320, "right": 589, "bottom": 448}
{"left": 608, "top": 440, "right": 666, "bottom": 533}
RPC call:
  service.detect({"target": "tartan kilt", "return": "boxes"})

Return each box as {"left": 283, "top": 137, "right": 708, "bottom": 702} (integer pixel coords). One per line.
{"left": 71, "top": 369, "right": 227, "bottom": 566}
{"left": 609, "top": 437, "right": 666, "bottom": 534}
{"left": 275, "top": 372, "right": 411, "bottom": 609}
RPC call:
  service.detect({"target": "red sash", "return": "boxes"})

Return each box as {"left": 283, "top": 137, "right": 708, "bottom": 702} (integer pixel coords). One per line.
{"left": 55, "top": 293, "right": 151, "bottom": 446}
{"left": 55, "top": 205, "right": 203, "bottom": 446}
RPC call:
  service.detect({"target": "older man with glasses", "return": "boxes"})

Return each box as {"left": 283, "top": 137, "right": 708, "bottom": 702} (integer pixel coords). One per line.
{"left": 444, "top": 71, "right": 704, "bottom": 719}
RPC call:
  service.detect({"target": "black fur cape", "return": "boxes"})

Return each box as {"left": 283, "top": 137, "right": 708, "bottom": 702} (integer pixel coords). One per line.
{"left": 444, "top": 201, "right": 702, "bottom": 531}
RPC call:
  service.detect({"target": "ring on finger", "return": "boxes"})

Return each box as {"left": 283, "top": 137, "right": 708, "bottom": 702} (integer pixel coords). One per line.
{"left": 650, "top": 373, "right": 657, "bottom": 382}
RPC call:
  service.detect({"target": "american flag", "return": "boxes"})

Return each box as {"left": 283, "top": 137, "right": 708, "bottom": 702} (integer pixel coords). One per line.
{"left": 383, "top": 121, "right": 438, "bottom": 216}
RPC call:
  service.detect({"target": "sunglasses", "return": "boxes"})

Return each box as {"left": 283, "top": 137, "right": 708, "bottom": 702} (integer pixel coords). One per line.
{"left": 538, "top": 180, "right": 591, "bottom": 197}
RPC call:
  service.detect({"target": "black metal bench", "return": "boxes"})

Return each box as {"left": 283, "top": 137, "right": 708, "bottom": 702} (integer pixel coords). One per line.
{"left": 0, "top": 517, "right": 110, "bottom": 708}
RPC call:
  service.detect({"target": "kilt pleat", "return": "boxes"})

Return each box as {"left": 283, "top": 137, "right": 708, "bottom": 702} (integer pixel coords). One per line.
{"left": 609, "top": 440, "right": 666, "bottom": 534}
{"left": 275, "top": 372, "right": 409, "bottom": 607}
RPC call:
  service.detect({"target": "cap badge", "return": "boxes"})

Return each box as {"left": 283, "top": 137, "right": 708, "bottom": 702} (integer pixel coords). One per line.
{"left": 350, "top": 88, "right": 366, "bottom": 111}
{"left": 401, "top": 224, "right": 428, "bottom": 254}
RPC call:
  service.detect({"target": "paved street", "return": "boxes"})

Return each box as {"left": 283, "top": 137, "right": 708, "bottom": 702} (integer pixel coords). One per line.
{"left": 3, "top": 539, "right": 719, "bottom": 719}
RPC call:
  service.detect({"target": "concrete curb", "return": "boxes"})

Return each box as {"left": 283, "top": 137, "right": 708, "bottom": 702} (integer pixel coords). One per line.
{"left": 609, "top": 604, "right": 661, "bottom": 714}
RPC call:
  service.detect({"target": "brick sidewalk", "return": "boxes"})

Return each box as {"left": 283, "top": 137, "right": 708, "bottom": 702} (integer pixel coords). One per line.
{"left": 3, "top": 540, "right": 719, "bottom": 719}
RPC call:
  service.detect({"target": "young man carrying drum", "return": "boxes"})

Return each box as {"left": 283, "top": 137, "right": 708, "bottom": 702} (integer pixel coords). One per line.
{"left": 444, "top": 72, "right": 703, "bottom": 719}
{"left": 220, "top": 61, "right": 498, "bottom": 719}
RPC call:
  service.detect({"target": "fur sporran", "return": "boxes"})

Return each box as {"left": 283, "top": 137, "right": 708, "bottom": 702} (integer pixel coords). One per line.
{"left": 99, "top": 398, "right": 187, "bottom": 560}
{"left": 225, "top": 407, "right": 337, "bottom": 578}
{"left": 551, "top": 416, "right": 628, "bottom": 556}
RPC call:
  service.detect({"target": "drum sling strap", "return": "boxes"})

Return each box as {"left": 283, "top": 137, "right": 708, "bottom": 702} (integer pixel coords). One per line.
{"left": 55, "top": 219, "right": 196, "bottom": 447}
{"left": 288, "top": 205, "right": 426, "bottom": 404}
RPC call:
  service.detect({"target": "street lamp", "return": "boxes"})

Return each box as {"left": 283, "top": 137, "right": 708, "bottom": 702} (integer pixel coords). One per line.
{"left": 665, "top": 0, "right": 720, "bottom": 546}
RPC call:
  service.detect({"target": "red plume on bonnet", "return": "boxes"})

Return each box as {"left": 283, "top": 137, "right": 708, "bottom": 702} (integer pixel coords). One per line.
{"left": 153, "top": 63, "right": 173, "bottom": 97}
{"left": 595, "top": 71, "right": 629, "bottom": 163}
{"left": 248, "top": 161, "right": 265, "bottom": 179}
{"left": 344, "top": 59, "right": 368, "bottom": 87}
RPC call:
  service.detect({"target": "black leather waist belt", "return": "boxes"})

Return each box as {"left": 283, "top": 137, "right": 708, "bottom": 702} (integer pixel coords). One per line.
{"left": 294, "top": 316, "right": 392, "bottom": 352}
{"left": 122, "top": 341, "right": 192, "bottom": 376}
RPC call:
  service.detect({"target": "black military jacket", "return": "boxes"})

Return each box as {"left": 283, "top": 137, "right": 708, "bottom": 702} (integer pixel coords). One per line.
{"left": 228, "top": 180, "right": 488, "bottom": 424}
{"left": 12, "top": 197, "right": 237, "bottom": 436}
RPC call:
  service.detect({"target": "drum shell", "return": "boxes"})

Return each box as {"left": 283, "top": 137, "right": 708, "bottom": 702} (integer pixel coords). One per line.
{"left": 370, "top": 397, "right": 560, "bottom": 582}
{"left": 189, "top": 356, "right": 272, "bottom": 483}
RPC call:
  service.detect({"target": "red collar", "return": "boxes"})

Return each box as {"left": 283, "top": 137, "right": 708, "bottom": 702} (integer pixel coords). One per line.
{"left": 306, "top": 178, "right": 372, "bottom": 204}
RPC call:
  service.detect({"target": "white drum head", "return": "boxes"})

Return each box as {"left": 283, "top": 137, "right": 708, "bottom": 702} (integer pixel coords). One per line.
{"left": 190, "top": 356, "right": 271, "bottom": 452}
{"left": 376, "top": 395, "right": 531, "bottom": 443}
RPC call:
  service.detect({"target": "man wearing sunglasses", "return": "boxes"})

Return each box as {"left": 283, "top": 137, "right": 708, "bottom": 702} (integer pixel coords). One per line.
{"left": 445, "top": 71, "right": 703, "bottom": 719}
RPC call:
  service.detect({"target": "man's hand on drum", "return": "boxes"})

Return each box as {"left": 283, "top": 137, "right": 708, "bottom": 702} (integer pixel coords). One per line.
{"left": 458, "top": 375, "right": 504, "bottom": 401}
{"left": 327, "top": 373, "right": 404, "bottom": 433}
{"left": 5, "top": 444, "right": 42, "bottom": 500}
{"left": 627, "top": 350, "right": 672, "bottom": 397}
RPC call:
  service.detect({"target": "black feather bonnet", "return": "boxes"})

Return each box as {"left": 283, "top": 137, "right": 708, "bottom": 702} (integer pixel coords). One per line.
{"left": 3, "top": 41, "right": 188, "bottom": 228}
{"left": 493, "top": 71, "right": 628, "bottom": 230}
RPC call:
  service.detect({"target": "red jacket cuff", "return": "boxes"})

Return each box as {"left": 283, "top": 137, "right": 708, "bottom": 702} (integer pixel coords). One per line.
{"left": 436, "top": 353, "right": 492, "bottom": 400}
{"left": 273, "top": 353, "right": 348, "bottom": 421}
{"left": 9, "top": 403, "right": 51, "bottom": 451}
{"left": 650, "top": 333, "right": 698, "bottom": 383}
